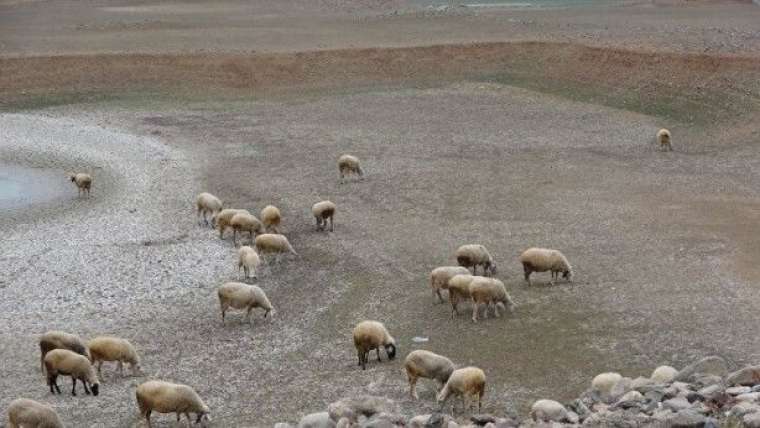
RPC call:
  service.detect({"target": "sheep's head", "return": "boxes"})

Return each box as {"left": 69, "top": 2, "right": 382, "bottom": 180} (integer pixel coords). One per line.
{"left": 90, "top": 383, "right": 99, "bottom": 396}
{"left": 69, "top": 175, "right": 76, "bottom": 182}
{"left": 563, "top": 268, "right": 573, "bottom": 280}
{"left": 197, "top": 411, "right": 211, "bottom": 427}
{"left": 486, "top": 262, "right": 497, "bottom": 276}
{"left": 384, "top": 343, "right": 397, "bottom": 360}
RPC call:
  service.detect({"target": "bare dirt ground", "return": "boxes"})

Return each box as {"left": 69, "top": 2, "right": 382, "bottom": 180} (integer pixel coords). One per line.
{"left": 2, "top": 0, "right": 760, "bottom": 427}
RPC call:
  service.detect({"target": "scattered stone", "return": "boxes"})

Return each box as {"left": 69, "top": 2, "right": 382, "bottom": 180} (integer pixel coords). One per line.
{"left": 566, "top": 399, "right": 590, "bottom": 421}
{"left": 666, "top": 409, "right": 707, "bottom": 428}
{"left": 736, "top": 392, "right": 760, "bottom": 402}
{"left": 630, "top": 376, "right": 654, "bottom": 391}
{"left": 328, "top": 396, "right": 398, "bottom": 423}
{"left": 696, "top": 384, "right": 723, "bottom": 397}
{"left": 470, "top": 414, "right": 496, "bottom": 425}
{"left": 361, "top": 413, "right": 405, "bottom": 428}
{"left": 675, "top": 356, "right": 728, "bottom": 382}
{"left": 726, "top": 386, "right": 752, "bottom": 395}
{"left": 726, "top": 366, "right": 760, "bottom": 386}
{"left": 693, "top": 375, "right": 723, "bottom": 388}
{"left": 663, "top": 396, "right": 692, "bottom": 412}
{"left": 651, "top": 365, "right": 679, "bottom": 384}
{"left": 275, "top": 423, "right": 295, "bottom": 428}
{"left": 729, "top": 401, "right": 760, "bottom": 417}
{"left": 744, "top": 412, "right": 760, "bottom": 428}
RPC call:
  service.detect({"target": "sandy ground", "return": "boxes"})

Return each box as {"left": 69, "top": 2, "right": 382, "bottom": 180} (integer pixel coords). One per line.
{"left": 2, "top": 0, "right": 760, "bottom": 427}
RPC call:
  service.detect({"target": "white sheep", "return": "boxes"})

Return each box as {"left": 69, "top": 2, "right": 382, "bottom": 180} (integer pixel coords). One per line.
{"left": 87, "top": 336, "right": 142, "bottom": 378}
{"left": 455, "top": 245, "right": 496, "bottom": 276}
{"left": 352, "top": 320, "right": 397, "bottom": 370}
{"left": 404, "top": 350, "right": 455, "bottom": 399}
{"left": 44, "top": 349, "right": 100, "bottom": 396}
{"left": 6, "top": 398, "right": 64, "bottom": 428}
{"left": 519, "top": 247, "right": 573, "bottom": 286}
{"left": 651, "top": 365, "right": 678, "bottom": 384}
{"left": 530, "top": 399, "right": 569, "bottom": 422}
{"left": 69, "top": 173, "right": 92, "bottom": 197}
{"left": 136, "top": 380, "right": 211, "bottom": 428}
{"left": 447, "top": 274, "right": 476, "bottom": 318}
{"left": 261, "top": 205, "right": 282, "bottom": 233}
{"left": 429, "top": 266, "right": 471, "bottom": 304}
{"left": 216, "top": 208, "right": 250, "bottom": 239}
{"left": 39, "top": 330, "right": 90, "bottom": 372}
{"left": 230, "top": 212, "right": 263, "bottom": 245}
{"left": 255, "top": 233, "right": 298, "bottom": 261}
{"left": 592, "top": 372, "right": 622, "bottom": 397}
{"left": 657, "top": 128, "right": 672, "bottom": 151}
{"left": 469, "top": 276, "right": 515, "bottom": 323}
{"left": 338, "top": 154, "right": 364, "bottom": 183}
{"left": 195, "top": 192, "right": 222, "bottom": 227}
{"left": 218, "top": 281, "right": 274, "bottom": 325}
{"left": 312, "top": 200, "right": 336, "bottom": 232}
{"left": 237, "top": 246, "right": 261, "bottom": 280}
{"left": 437, "top": 366, "right": 486, "bottom": 413}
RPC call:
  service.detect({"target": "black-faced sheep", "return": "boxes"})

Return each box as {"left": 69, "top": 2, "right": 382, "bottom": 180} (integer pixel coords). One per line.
{"left": 447, "top": 274, "right": 475, "bottom": 318}
{"left": 230, "top": 212, "right": 263, "bottom": 245}
{"left": 6, "top": 398, "right": 64, "bottom": 428}
{"left": 237, "top": 246, "right": 261, "bottom": 280}
{"left": 455, "top": 245, "right": 496, "bottom": 276}
{"left": 44, "top": 349, "right": 100, "bottom": 396}
{"left": 195, "top": 192, "right": 222, "bottom": 227}
{"left": 312, "top": 200, "right": 336, "bottom": 232}
{"left": 261, "top": 205, "right": 282, "bottom": 233}
{"left": 657, "top": 128, "right": 672, "bottom": 151}
{"left": 404, "top": 350, "right": 455, "bottom": 400}
{"left": 69, "top": 173, "right": 92, "bottom": 197}
{"left": 519, "top": 247, "right": 573, "bottom": 286}
{"left": 437, "top": 366, "right": 486, "bottom": 413}
{"left": 216, "top": 208, "right": 250, "bottom": 239}
{"left": 218, "top": 281, "right": 273, "bottom": 325}
{"left": 469, "top": 277, "right": 515, "bottom": 323}
{"left": 39, "top": 331, "right": 90, "bottom": 372}
{"left": 136, "top": 380, "right": 211, "bottom": 428}
{"left": 255, "top": 233, "right": 298, "bottom": 260}
{"left": 87, "top": 336, "right": 142, "bottom": 378}
{"left": 338, "top": 154, "right": 364, "bottom": 183}
{"left": 352, "top": 321, "right": 396, "bottom": 370}
{"left": 429, "top": 266, "right": 471, "bottom": 304}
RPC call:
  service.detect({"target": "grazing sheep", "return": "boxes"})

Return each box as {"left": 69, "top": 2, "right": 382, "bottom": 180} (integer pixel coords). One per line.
{"left": 69, "top": 173, "right": 92, "bottom": 197}
{"left": 469, "top": 277, "right": 516, "bottom": 323}
{"left": 87, "top": 336, "right": 142, "bottom": 378}
{"left": 651, "top": 365, "right": 678, "bottom": 384}
{"left": 338, "top": 154, "right": 364, "bottom": 183}
{"left": 6, "top": 398, "right": 64, "bottom": 428}
{"left": 455, "top": 245, "right": 496, "bottom": 276}
{"left": 136, "top": 380, "right": 211, "bottom": 428}
{"left": 261, "top": 205, "right": 282, "bottom": 233}
{"left": 218, "top": 281, "right": 273, "bottom": 325}
{"left": 352, "top": 321, "right": 397, "bottom": 370}
{"left": 312, "top": 200, "right": 336, "bottom": 232}
{"left": 530, "top": 399, "right": 569, "bottom": 422}
{"left": 237, "top": 246, "right": 261, "bottom": 280}
{"left": 404, "top": 350, "right": 455, "bottom": 400}
{"left": 657, "top": 128, "right": 672, "bottom": 151}
{"left": 44, "top": 349, "right": 100, "bottom": 396}
{"left": 230, "top": 212, "right": 263, "bottom": 245}
{"left": 195, "top": 192, "right": 222, "bottom": 227}
{"left": 255, "top": 233, "right": 298, "bottom": 260}
{"left": 39, "top": 331, "right": 90, "bottom": 372}
{"left": 216, "top": 208, "right": 250, "bottom": 239}
{"left": 447, "top": 274, "right": 476, "bottom": 318}
{"left": 592, "top": 372, "right": 623, "bottom": 397}
{"left": 437, "top": 367, "right": 486, "bottom": 413}
{"left": 519, "top": 247, "right": 573, "bottom": 286}
{"left": 430, "top": 266, "right": 471, "bottom": 304}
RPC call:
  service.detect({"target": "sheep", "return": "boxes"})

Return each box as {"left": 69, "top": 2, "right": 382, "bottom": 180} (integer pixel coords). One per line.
{"left": 455, "top": 245, "right": 496, "bottom": 276}
{"left": 237, "top": 246, "right": 261, "bottom": 280}
{"left": 261, "top": 205, "right": 282, "bottom": 233}
{"left": 404, "top": 350, "right": 455, "bottom": 400}
{"left": 87, "top": 336, "right": 142, "bottom": 378}
{"left": 447, "top": 274, "right": 476, "bottom": 318}
{"left": 437, "top": 366, "right": 486, "bottom": 413}
{"left": 312, "top": 200, "right": 336, "bottom": 232}
{"left": 519, "top": 247, "right": 573, "bottom": 286}
{"left": 429, "top": 266, "right": 471, "bottom": 304}
{"left": 657, "top": 128, "right": 672, "bottom": 151}
{"left": 6, "top": 398, "right": 64, "bottom": 428}
{"left": 218, "top": 281, "right": 273, "bottom": 325}
{"left": 216, "top": 208, "right": 250, "bottom": 239}
{"left": 469, "top": 276, "right": 516, "bottom": 323}
{"left": 39, "top": 331, "right": 90, "bottom": 372}
{"left": 352, "top": 320, "right": 397, "bottom": 370}
{"left": 69, "top": 173, "right": 92, "bottom": 197}
{"left": 591, "top": 372, "right": 622, "bottom": 397}
{"left": 230, "top": 212, "right": 263, "bottom": 245}
{"left": 338, "top": 154, "right": 364, "bottom": 183}
{"left": 195, "top": 192, "right": 222, "bottom": 227}
{"left": 136, "top": 380, "right": 211, "bottom": 428}
{"left": 44, "top": 349, "right": 100, "bottom": 396}
{"left": 651, "top": 365, "right": 678, "bottom": 384}
{"left": 255, "top": 233, "right": 298, "bottom": 261}
{"left": 530, "top": 399, "right": 569, "bottom": 422}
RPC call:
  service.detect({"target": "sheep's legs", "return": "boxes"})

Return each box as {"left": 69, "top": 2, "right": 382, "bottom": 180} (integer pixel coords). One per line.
{"left": 49, "top": 374, "right": 60, "bottom": 394}
{"left": 408, "top": 375, "right": 419, "bottom": 399}
{"left": 246, "top": 307, "right": 254, "bottom": 325}
{"left": 358, "top": 350, "right": 366, "bottom": 370}
{"left": 523, "top": 264, "right": 532, "bottom": 286}
{"left": 472, "top": 302, "right": 479, "bottom": 323}
{"left": 376, "top": 348, "right": 382, "bottom": 362}
{"left": 118, "top": 361, "right": 124, "bottom": 376}
{"left": 71, "top": 378, "right": 78, "bottom": 396}
{"left": 145, "top": 411, "right": 153, "bottom": 428}
{"left": 329, "top": 216, "right": 334, "bottom": 232}
{"left": 83, "top": 380, "right": 91, "bottom": 395}
{"left": 221, "top": 306, "right": 227, "bottom": 325}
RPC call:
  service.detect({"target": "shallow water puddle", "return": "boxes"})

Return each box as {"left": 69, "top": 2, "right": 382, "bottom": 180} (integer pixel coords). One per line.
{"left": 0, "top": 164, "right": 68, "bottom": 210}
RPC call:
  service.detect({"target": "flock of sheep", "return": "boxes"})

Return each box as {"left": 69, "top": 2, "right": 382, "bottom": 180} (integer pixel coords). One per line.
{"left": 9, "top": 128, "right": 674, "bottom": 427}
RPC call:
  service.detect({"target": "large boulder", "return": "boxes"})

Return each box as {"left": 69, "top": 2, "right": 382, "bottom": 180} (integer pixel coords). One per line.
{"left": 726, "top": 365, "right": 760, "bottom": 386}
{"left": 674, "top": 356, "right": 728, "bottom": 382}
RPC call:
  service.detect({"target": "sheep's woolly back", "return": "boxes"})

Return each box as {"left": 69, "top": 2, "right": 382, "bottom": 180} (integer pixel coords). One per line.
{"left": 196, "top": 193, "right": 222, "bottom": 212}
{"left": 657, "top": 128, "right": 671, "bottom": 143}
{"left": 447, "top": 274, "right": 475, "bottom": 298}
{"left": 437, "top": 367, "right": 486, "bottom": 402}
{"left": 520, "top": 248, "right": 572, "bottom": 274}
{"left": 430, "top": 266, "right": 471, "bottom": 291}
{"left": 255, "top": 233, "right": 297, "bottom": 255}
{"left": 592, "top": 372, "right": 622, "bottom": 395}
{"left": 469, "top": 277, "right": 511, "bottom": 305}
{"left": 88, "top": 336, "right": 139, "bottom": 365}
{"left": 44, "top": 349, "right": 99, "bottom": 385}
{"left": 404, "top": 350, "right": 455, "bottom": 384}
{"left": 230, "top": 212, "right": 262, "bottom": 232}
{"left": 218, "top": 282, "right": 273, "bottom": 311}
{"left": 353, "top": 321, "right": 394, "bottom": 350}
{"left": 338, "top": 154, "right": 361, "bottom": 170}
{"left": 39, "top": 331, "right": 90, "bottom": 369}
{"left": 136, "top": 380, "right": 209, "bottom": 415}
{"left": 530, "top": 399, "right": 568, "bottom": 422}
{"left": 7, "top": 398, "right": 64, "bottom": 428}
{"left": 312, "top": 201, "right": 336, "bottom": 218}
{"left": 71, "top": 173, "right": 92, "bottom": 187}
{"left": 650, "top": 365, "right": 678, "bottom": 383}
{"left": 261, "top": 205, "right": 281, "bottom": 226}
{"left": 238, "top": 246, "right": 260, "bottom": 267}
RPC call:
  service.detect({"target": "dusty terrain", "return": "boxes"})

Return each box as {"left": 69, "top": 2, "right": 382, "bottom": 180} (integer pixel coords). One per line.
{"left": 2, "top": 0, "right": 760, "bottom": 427}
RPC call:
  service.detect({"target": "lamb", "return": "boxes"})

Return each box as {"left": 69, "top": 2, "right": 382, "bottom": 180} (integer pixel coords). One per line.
{"left": 39, "top": 331, "right": 90, "bottom": 372}
{"left": 218, "top": 281, "right": 274, "bottom": 325}
{"left": 261, "top": 205, "right": 282, "bottom": 233}
{"left": 437, "top": 366, "right": 486, "bottom": 413}
{"left": 455, "top": 245, "right": 496, "bottom": 276}
{"left": 469, "top": 276, "right": 516, "bottom": 323}
{"left": 136, "top": 380, "right": 211, "bottom": 428}
{"left": 87, "top": 336, "right": 142, "bottom": 378}
{"left": 216, "top": 208, "right": 250, "bottom": 239}
{"left": 237, "top": 246, "right": 261, "bottom": 280}
{"left": 429, "top": 266, "right": 471, "bottom": 304}
{"left": 352, "top": 320, "right": 397, "bottom": 370}
{"left": 519, "top": 247, "right": 573, "bottom": 286}
{"left": 657, "top": 128, "right": 672, "bottom": 151}
{"left": 255, "top": 233, "right": 298, "bottom": 259}
{"left": 404, "top": 350, "right": 455, "bottom": 399}
{"left": 195, "top": 192, "right": 222, "bottom": 227}
{"left": 338, "top": 154, "right": 364, "bottom": 183}
{"left": 230, "top": 212, "right": 263, "bottom": 245}
{"left": 44, "top": 349, "right": 100, "bottom": 396}
{"left": 312, "top": 200, "right": 336, "bottom": 232}
{"left": 447, "top": 274, "right": 475, "bottom": 318}
{"left": 6, "top": 398, "right": 64, "bottom": 428}
{"left": 69, "top": 173, "right": 92, "bottom": 197}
